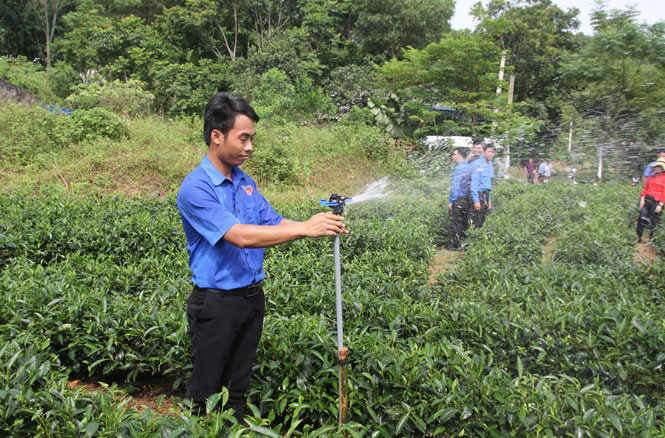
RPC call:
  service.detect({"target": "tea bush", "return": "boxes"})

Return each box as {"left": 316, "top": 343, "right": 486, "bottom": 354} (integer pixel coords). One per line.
{"left": 1, "top": 181, "right": 664, "bottom": 437}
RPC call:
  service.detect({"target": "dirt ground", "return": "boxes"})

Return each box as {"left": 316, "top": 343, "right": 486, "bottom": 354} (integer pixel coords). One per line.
{"left": 428, "top": 247, "right": 464, "bottom": 282}
{"left": 634, "top": 240, "right": 659, "bottom": 265}
{"left": 67, "top": 375, "right": 185, "bottom": 416}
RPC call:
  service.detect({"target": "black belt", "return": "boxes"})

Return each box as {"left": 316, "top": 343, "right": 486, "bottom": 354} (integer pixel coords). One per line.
{"left": 193, "top": 282, "right": 263, "bottom": 297}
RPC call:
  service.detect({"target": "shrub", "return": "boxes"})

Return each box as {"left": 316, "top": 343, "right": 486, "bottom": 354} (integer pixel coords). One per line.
{"left": 0, "top": 56, "right": 57, "bottom": 103}
{"left": 66, "top": 107, "right": 129, "bottom": 143}
{"left": 245, "top": 137, "right": 299, "bottom": 184}
{"left": 0, "top": 103, "right": 71, "bottom": 165}
{"left": 49, "top": 61, "right": 81, "bottom": 100}
{"left": 152, "top": 59, "right": 233, "bottom": 117}
{"left": 65, "top": 79, "right": 154, "bottom": 117}
{"left": 251, "top": 68, "right": 297, "bottom": 122}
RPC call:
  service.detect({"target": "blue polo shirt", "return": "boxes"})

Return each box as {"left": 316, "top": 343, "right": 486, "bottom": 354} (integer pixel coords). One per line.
{"left": 176, "top": 155, "right": 283, "bottom": 290}
{"left": 448, "top": 161, "right": 472, "bottom": 204}
{"left": 470, "top": 158, "right": 494, "bottom": 203}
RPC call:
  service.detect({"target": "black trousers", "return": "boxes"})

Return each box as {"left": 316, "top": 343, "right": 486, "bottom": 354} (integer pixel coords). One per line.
{"left": 450, "top": 195, "right": 471, "bottom": 248}
{"left": 637, "top": 196, "right": 662, "bottom": 238}
{"left": 471, "top": 191, "right": 490, "bottom": 229}
{"left": 185, "top": 285, "right": 265, "bottom": 422}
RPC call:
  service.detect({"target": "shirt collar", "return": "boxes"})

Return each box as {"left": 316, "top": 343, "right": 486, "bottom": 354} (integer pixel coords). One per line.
{"left": 200, "top": 155, "right": 245, "bottom": 186}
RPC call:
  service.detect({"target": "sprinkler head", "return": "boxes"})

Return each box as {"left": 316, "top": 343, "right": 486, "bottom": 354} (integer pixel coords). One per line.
{"left": 320, "top": 193, "right": 351, "bottom": 215}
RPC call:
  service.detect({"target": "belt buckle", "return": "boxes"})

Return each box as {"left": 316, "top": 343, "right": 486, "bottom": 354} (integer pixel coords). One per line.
{"left": 246, "top": 282, "right": 261, "bottom": 297}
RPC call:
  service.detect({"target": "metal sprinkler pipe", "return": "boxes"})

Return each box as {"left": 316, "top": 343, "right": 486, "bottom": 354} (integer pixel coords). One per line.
{"left": 320, "top": 194, "right": 351, "bottom": 427}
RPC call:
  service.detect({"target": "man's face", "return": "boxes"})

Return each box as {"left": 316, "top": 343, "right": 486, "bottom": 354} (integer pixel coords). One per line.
{"left": 472, "top": 143, "right": 483, "bottom": 156}
{"left": 451, "top": 150, "right": 462, "bottom": 163}
{"left": 484, "top": 148, "right": 495, "bottom": 160}
{"left": 211, "top": 114, "right": 256, "bottom": 168}
{"left": 655, "top": 165, "right": 664, "bottom": 174}
{"left": 658, "top": 152, "right": 665, "bottom": 159}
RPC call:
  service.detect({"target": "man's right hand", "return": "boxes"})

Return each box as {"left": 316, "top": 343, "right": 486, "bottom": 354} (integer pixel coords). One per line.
{"left": 447, "top": 203, "right": 452, "bottom": 212}
{"left": 302, "top": 212, "right": 347, "bottom": 238}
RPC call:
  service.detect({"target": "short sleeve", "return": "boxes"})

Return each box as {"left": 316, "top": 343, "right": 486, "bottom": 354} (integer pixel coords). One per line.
{"left": 177, "top": 177, "right": 240, "bottom": 247}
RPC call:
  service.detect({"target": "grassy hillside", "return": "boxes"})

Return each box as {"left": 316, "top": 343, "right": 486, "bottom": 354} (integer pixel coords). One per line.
{"left": 0, "top": 102, "right": 403, "bottom": 204}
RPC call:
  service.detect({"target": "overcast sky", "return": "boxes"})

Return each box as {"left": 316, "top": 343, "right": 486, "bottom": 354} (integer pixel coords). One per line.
{"left": 450, "top": 0, "right": 665, "bottom": 35}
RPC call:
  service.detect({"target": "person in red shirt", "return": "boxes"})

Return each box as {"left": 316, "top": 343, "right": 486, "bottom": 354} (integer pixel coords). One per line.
{"left": 637, "top": 158, "right": 665, "bottom": 242}
{"left": 523, "top": 158, "right": 537, "bottom": 184}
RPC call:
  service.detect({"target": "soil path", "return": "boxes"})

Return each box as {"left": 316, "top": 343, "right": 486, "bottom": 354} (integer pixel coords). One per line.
{"left": 68, "top": 376, "right": 185, "bottom": 416}
{"left": 634, "top": 240, "right": 659, "bottom": 265}
{"left": 428, "top": 248, "right": 464, "bottom": 282}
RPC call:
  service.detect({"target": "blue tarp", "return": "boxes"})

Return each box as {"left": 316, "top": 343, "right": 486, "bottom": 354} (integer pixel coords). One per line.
{"left": 41, "top": 104, "right": 73, "bottom": 115}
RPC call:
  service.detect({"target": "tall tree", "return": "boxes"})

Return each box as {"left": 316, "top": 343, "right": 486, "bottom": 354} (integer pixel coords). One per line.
{"left": 33, "top": 0, "right": 76, "bottom": 72}
{"left": 561, "top": 6, "right": 665, "bottom": 177}
{"left": 376, "top": 32, "right": 503, "bottom": 136}
{"left": 473, "top": 0, "right": 581, "bottom": 144}
{"left": 355, "top": 0, "right": 454, "bottom": 60}
{"left": 0, "top": 0, "right": 43, "bottom": 59}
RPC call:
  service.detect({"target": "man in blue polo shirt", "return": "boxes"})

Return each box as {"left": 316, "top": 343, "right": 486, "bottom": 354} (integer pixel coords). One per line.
{"left": 177, "top": 92, "right": 347, "bottom": 422}
{"left": 447, "top": 147, "right": 472, "bottom": 250}
{"left": 470, "top": 143, "right": 495, "bottom": 229}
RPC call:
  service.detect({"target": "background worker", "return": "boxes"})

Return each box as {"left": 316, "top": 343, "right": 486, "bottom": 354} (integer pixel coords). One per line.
{"left": 471, "top": 144, "right": 495, "bottom": 229}
{"left": 637, "top": 158, "right": 665, "bottom": 242}
{"left": 467, "top": 138, "right": 484, "bottom": 164}
{"left": 540, "top": 159, "right": 553, "bottom": 182}
{"left": 642, "top": 149, "right": 665, "bottom": 185}
{"left": 447, "top": 147, "right": 472, "bottom": 250}
{"left": 176, "top": 92, "right": 347, "bottom": 423}
{"left": 524, "top": 158, "right": 537, "bottom": 184}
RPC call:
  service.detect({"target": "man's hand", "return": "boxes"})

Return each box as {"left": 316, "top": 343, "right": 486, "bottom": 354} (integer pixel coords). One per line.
{"left": 302, "top": 212, "right": 347, "bottom": 238}
{"left": 488, "top": 201, "right": 492, "bottom": 210}
{"left": 224, "top": 213, "right": 346, "bottom": 248}
{"left": 474, "top": 202, "right": 481, "bottom": 211}
{"left": 447, "top": 203, "right": 452, "bottom": 212}
{"left": 657, "top": 204, "right": 663, "bottom": 214}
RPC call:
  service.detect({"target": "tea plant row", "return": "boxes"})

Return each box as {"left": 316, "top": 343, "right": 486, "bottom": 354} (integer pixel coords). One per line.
{"left": 1, "top": 182, "right": 663, "bottom": 436}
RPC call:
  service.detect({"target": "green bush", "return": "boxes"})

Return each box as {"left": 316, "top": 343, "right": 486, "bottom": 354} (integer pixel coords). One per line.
{"left": 49, "top": 61, "right": 81, "bottom": 100}
{"left": 65, "top": 79, "right": 154, "bottom": 117}
{"left": 0, "top": 103, "right": 71, "bottom": 165}
{"left": 341, "top": 105, "right": 375, "bottom": 125}
{"left": 66, "top": 107, "right": 129, "bottom": 142}
{"left": 152, "top": 59, "right": 233, "bottom": 117}
{"left": 246, "top": 138, "right": 299, "bottom": 184}
{"left": 0, "top": 56, "right": 57, "bottom": 103}
{"left": 251, "top": 68, "right": 297, "bottom": 122}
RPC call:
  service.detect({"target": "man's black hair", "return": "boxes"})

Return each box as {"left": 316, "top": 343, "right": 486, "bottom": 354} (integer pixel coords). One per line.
{"left": 453, "top": 147, "right": 469, "bottom": 158}
{"left": 472, "top": 137, "right": 483, "bottom": 146}
{"left": 483, "top": 143, "right": 494, "bottom": 151}
{"left": 203, "top": 93, "right": 259, "bottom": 146}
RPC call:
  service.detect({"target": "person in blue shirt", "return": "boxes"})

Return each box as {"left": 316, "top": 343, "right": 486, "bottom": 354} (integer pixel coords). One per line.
{"left": 467, "top": 137, "right": 484, "bottom": 165}
{"left": 447, "top": 147, "right": 472, "bottom": 249}
{"left": 470, "top": 143, "right": 495, "bottom": 229}
{"left": 177, "top": 92, "right": 347, "bottom": 422}
{"left": 642, "top": 149, "right": 665, "bottom": 185}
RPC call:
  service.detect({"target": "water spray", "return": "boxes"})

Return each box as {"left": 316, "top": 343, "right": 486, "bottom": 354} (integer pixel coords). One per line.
{"left": 320, "top": 193, "right": 351, "bottom": 428}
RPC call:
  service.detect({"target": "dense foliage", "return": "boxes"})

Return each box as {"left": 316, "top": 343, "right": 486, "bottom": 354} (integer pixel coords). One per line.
{"left": 1, "top": 180, "right": 663, "bottom": 436}
{"left": 1, "top": 0, "right": 664, "bottom": 170}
